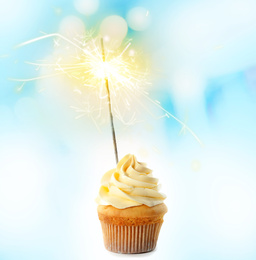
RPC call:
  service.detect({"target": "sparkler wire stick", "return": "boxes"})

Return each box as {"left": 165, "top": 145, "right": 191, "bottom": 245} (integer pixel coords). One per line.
{"left": 100, "top": 38, "right": 119, "bottom": 164}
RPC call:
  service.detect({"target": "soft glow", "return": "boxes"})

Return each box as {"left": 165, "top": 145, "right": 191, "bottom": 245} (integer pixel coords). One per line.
{"left": 93, "top": 61, "right": 118, "bottom": 79}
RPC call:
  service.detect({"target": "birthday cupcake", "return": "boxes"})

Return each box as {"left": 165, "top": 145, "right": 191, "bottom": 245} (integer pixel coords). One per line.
{"left": 96, "top": 154, "right": 167, "bottom": 254}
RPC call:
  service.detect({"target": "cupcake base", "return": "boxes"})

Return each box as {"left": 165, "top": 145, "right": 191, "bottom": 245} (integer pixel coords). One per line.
{"left": 98, "top": 204, "right": 167, "bottom": 254}
{"left": 100, "top": 221, "right": 163, "bottom": 253}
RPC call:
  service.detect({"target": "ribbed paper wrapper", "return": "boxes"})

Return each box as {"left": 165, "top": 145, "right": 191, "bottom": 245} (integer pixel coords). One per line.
{"left": 100, "top": 221, "right": 163, "bottom": 254}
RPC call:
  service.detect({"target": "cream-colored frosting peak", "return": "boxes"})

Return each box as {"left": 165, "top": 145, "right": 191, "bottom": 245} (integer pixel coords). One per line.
{"left": 96, "top": 154, "right": 166, "bottom": 209}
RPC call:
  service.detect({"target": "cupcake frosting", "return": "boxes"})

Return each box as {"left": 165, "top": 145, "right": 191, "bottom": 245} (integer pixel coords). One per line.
{"left": 97, "top": 154, "right": 166, "bottom": 209}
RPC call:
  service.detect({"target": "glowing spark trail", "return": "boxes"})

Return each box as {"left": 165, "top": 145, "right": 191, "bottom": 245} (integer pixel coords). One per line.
{"left": 10, "top": 32, "right": 203, "bottom": 147}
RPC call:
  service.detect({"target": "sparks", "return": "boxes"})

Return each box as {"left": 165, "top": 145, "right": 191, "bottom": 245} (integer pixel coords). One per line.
{"left": 10, "top": 32, "right": 203, "bottom": 146}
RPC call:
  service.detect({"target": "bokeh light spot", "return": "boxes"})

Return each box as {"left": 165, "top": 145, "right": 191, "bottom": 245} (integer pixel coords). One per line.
{"left": 59, "top": 15, "right": 86, "bottom": 39}
{"left": 191, "top": 159, "right": 201, "bottom": 172}
{"left": 100, "top": 15, "right": 128, "bottom": 49}
{"left": 127, "top": 7, "right": 151, "bottom": 31}
{"left": 74, "top": 0, "right": 99, "bottom": 16}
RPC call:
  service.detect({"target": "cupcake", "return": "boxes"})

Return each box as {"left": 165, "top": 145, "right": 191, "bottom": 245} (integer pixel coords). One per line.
{"left": 96, "top": 154, "right": 167, "bottom": 254}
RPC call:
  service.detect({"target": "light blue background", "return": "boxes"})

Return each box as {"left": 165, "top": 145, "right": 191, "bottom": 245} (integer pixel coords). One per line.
{"left": 1, "top": 0, "right": 256, "bottom": 259}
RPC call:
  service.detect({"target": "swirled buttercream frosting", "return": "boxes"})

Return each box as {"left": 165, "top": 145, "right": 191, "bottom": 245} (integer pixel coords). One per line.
{"left": 96, "top": 154, "right": 166, "bottom": 209}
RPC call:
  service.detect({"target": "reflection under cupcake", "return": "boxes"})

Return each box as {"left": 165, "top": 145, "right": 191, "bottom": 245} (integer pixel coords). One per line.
{"left": 96, "top": 154, "right": 167, "bottom": 254}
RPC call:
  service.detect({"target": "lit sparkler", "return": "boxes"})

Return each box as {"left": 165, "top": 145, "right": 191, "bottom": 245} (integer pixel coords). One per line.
{"left": 100, "top": 37, "right": 119, "bottom": 164}
{"left": 11, "top": 31, "right": 203, "bottom": 162}
{"left": 13, "top": 33, "right": 148, "bottom": 125}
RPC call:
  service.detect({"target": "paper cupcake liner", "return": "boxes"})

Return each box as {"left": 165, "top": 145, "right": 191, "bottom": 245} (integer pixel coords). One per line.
{"left": 100, "top": 221, "right": 163, "bottom": 254}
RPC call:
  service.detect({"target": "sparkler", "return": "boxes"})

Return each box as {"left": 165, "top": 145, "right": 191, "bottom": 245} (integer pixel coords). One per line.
{"left": 100, "top": 37, "right": 119, "bottom": 164}
{"left": 11, "top": 31, "right": 203, "bottom": 163}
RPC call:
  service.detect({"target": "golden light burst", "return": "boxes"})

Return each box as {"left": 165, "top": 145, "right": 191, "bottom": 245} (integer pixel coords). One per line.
{"left": 11, "top": 32, "right": 203, "bottom": 146}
